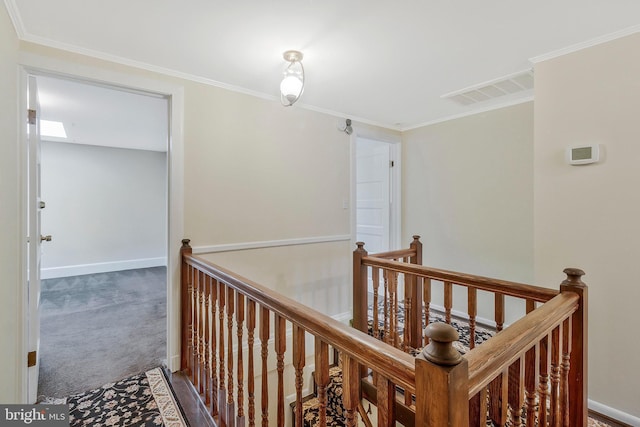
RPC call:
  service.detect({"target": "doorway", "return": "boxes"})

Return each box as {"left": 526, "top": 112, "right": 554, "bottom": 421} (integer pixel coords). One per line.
{"left": 22, "top": 68, "right": 181, "bottom": 403}
{"left": 353, "top": 135, "right": 401, "bottom": 254}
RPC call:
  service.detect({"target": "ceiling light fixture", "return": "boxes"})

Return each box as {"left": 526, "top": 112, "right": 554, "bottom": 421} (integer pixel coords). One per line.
{"left": 280, "top": 50, "right": 304, "bottom": 106}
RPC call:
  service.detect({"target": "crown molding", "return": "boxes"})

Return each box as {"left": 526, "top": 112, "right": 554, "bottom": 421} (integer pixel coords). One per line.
{"left": 3, "top": 0, "right": 25, "bottom": 38}
{"left": 530, "top": 24, "right": 640, "bottom": 64}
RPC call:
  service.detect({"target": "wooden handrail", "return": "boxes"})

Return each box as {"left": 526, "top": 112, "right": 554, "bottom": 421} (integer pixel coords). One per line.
{"left": 184, "top": 253, "right": 417, "bottom": 393}
{"left": 465, "top": 291, "right": 579, "bottom": 397}
{"left": 369, "top": 248, "right": 416, "bottom": 260}
{"left": 362, "top": 256, "right": 559, "bottom": 302}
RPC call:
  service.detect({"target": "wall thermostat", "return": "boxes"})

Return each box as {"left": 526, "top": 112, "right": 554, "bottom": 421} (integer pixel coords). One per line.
{"left": 566, "top": 145, "right": 600, "bottom": 165}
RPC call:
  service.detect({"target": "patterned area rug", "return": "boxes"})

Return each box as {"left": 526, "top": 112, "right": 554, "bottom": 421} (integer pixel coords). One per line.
{"left": 64, "top": 367, "right": 188, "bottom": 427}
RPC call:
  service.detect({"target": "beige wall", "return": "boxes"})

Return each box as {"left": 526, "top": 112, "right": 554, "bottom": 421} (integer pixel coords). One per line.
{"left": 402, "top": 102, "right": 534, "bottom": 283}
{"left": 182, "top": 82, "right": 351, "bottom": 246}
{"left": 0, "top": 6, "right": 21, "bottom": 403}
{"left": 534, "top": 33, "right": 640, "bottom": 418}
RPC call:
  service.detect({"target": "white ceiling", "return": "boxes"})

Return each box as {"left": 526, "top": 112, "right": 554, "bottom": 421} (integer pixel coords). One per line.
{"left": 7, "top": 0, "right": 640, "bottom": 130}
{"left": 37, "top": 76, "right": 168, "bottom": 152}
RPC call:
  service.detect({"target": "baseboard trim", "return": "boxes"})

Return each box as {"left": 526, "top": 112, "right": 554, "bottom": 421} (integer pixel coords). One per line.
{"left": 41, "top": 257, "right": 167, "bottom": 279}
{"left": 192, "top": 235, "right": 351, "bottom": 254}
{"left": 589, "top": 399, "right": 639, "bottom": 426}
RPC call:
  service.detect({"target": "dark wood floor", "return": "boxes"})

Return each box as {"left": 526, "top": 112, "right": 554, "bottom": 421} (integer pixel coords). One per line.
{"left": 168, "top": 370, "right": 216, "bottom": 427}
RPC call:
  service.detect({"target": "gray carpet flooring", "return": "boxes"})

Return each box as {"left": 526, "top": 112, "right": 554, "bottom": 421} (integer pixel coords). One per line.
{"left": 38, "top": 267, "right": 167, "bottom": 399}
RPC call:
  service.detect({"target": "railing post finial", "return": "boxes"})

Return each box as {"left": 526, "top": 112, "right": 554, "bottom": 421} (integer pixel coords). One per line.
{"left": 181, "top": 238, "right": 191, "bottom": 248}
{"left": 562, "top": 268, "right": 585, "bottom": 287}
{"left": 355, "top": 241, "right": 365, "bottom": 251}
{"left": 422, "top": 322, "right": 462, "bottom": 366}
{"left": 412, "top": 235, "right": 421, "bottom": 243}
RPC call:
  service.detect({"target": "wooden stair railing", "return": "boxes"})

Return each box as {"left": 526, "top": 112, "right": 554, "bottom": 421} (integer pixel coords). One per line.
{"left": 181, "top": 237, "right": 587, "bottom": 426}
{"left": 353, "top": 237, "right": 588, "bottom": 426}
{"left": 180, "top": 239, "right": 417, "bottom": 426}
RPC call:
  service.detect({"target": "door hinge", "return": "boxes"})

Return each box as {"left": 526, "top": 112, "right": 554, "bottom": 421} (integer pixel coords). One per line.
{"left": 390, "top": 160, "right": 395, "bottom": 167}
{"left": 27, "top": 351, "right": 37, "bottom": 367}
{"left": 28, "top": 109, "right": 36, "bottom": 125}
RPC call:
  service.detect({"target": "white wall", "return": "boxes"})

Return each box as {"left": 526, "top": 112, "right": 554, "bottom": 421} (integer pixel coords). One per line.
{"left": 0, "top": 4, "right": 22, "bottom": 403}
{"left": 40, "top": 141, "right": 167, "bottom": 278}
{"left": 534, "top": 33, "right": 640, "bottom": 421}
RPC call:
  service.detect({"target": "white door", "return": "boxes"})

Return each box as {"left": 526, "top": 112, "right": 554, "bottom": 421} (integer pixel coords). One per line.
{"left": 27, "top": 75, "right": 45, "bottom": 403}
{"left": 356, "top": 137, "right": 391, "bottom": 254}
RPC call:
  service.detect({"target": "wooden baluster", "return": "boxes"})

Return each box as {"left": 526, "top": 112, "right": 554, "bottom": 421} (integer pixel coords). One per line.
{"left": 188, "top": 265, "right": 196, "bottom": 380}
{"left": 274, "top": 314, "right": 286, "bottom": 427}
{"left": 203, "top": 275, "right": 211, "bottom": 408}
{"left": 423, "top": 278, "right": 431, "bottom": 346}
{"left": 488, "top": 372, "right": 508, "bottom": 427}
{"left": 537, "top": 335, "right": 550, "bottom": 427}
{"left": 218, "top": 282, "right": 227, "bottom": 424}
{"left": 444, "top": 281, "right": 452, "bottom": 324}
{"left": 526, "top": 299, "right": 536, "bottom": 314}
{"left": 180, "top": 240, "right": 192, "bottom": 375}
{"left": 210, "top": 278, "right": 219, "bottom": 416}
{"left": 246, "top": 299, "right": 256, "bottom": 427}
{"left": 199, "top": 271, "right": 206, "bottom": 395}
{"left": 508, "top": 357, "right": 525, "bottom": 427}
{"left": 560, "top": 317, "right": 572, "bottom": 427}
{"left": 391, "top": 271, "right": 399, "bottom": 348}
{"left": 372, "top": 267, "right": 380, "bottom": 339}
{"left": 495, "top": 293, "right": 505, "bottom": 332}
{"left": 468, "top": 390, "right": 485, "bottom": 426}
{"left": 226, "top": 287, "right": 236, "bottom": 427}
{"left": 236, "top": 293, "right": 245, "bottom": 427}
{"left": 292, "top": 325, "right": 305, "bottom": 427}
{"left": 342, "top": 354, "right": 359, "bottom": 427}
{"left": 403, "top": 272, "right": 411, "bottom": 351}
{"left": 259, "top": 307, "right": 270, "bottom": 427}
{"left": 549, "top": 325, "right": 561, "bottom": 427}
{"left": 193, "top": 268, "right": 201, "bottom": 389}
{"left": 376, "top": 374, "right": 396, "bottom": 427}
{"left": 314, "top": 338, "right": 330, "bottom": 426}
{"left": 468, "top": 287, "right": 477, "bottom": 349}
{"left": 524, "top": 345, "right": 538, "bottom": 426}
{"left": 383, "top": 270, "right": 390, "bottom": 345}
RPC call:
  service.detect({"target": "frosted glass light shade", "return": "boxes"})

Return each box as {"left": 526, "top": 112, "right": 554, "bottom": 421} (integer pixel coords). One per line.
{"left": 280, "top": 74, "right": 303, "bottom": 103}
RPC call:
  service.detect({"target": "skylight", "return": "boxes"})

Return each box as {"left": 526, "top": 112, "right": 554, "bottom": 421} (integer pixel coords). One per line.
{"left": 40, "top": 120, "right": 67, "bottom": 138}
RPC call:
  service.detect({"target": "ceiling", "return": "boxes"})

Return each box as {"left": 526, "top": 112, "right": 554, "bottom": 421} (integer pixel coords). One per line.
{"left": 6, "top": 0, "right": 640, "bottom": 130}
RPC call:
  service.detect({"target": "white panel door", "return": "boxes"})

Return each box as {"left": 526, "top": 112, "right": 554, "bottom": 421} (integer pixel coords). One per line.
{"left": 27, "top": 75, "right": 43, "bottom": 403}
{"left": 356, "top": 138, "right": 391, "bottom": 254}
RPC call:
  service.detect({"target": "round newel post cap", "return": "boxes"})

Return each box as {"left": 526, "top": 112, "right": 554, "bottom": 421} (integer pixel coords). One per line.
{"left": 562, "top": 268, "right": 586, "bottom": 286}
{"left": 412, "top": 235, "right": 421, "bottom": 241}
{"left": 355, "top": 241, "right": 365, "bottom": 250}
{"left": 181, "top": 239, "right": 191, "bottom": 247}
{"left": 422, "top": 322, "right": 463, "bottom": 366}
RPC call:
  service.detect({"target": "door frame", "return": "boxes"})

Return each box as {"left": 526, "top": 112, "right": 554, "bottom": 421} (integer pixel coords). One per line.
{"left": 18, "top": 58, "right": 184, "bottom": 403}
{"left": 350, "top": 127, "right": 401, "bottom": 252}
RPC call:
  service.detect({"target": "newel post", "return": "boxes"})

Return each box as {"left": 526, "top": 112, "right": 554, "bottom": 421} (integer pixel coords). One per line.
{"left": 559, "top": 268, "right": 588, "bottom": 426}
{"left": 415, "top": 322, "right": 469, "bottom": 426}
{"left": 352, "top": 242, "right": 368, "bottom": 336}
{"left": 407, "top": 235, "right": 423, "bottom": 349}
{"left": 180, "top": 239, "right": 192, "bottom": 373}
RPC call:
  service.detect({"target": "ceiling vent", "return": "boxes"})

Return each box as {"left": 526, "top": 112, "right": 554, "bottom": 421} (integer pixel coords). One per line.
{"left": 442, "top": 69, "right": 534, "bottom": 106}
